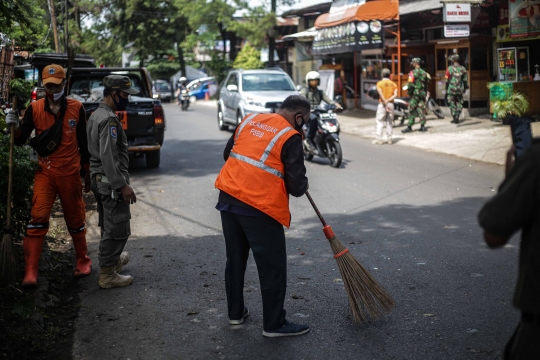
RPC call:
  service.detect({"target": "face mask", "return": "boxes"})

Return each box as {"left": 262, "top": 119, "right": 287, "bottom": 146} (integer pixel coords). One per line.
{"left": 113, "top": 92, "right": 129, "bottom": 111}
{"left": 47, "top": 89, "right": 64, "bottom": 101}
{"left": 294, "top": 114, "right": 306, "bottom": 135}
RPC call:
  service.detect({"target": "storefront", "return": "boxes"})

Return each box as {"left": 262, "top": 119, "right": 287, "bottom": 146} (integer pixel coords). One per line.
{"left": 312, "top": 0, "right": 399, "bottom": 110}
{"left": 488, "top": 0, "right": 540, "bottom": 117}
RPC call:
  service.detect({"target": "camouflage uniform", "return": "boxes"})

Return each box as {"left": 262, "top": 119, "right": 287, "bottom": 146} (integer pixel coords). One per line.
{"left": 446, "top": 58, "right": 468, "bottom": 123}
{"left": 407, "top": 67, "right": 428, "bottom": 127}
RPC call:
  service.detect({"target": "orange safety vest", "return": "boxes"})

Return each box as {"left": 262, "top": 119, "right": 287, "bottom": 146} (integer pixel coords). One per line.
{"left": 215, "top": 113, "right": 299, "bottom": 228}
{"left": 30, "top": 98, "right": 85, "bottom": 176}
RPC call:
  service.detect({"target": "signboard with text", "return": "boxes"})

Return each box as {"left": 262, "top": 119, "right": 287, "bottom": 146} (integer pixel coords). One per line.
{"left": 312, "top": 20, "right": 384, "bottom": 55}
{"left": 443, "top": 3, "right": 472, "bottom": 22}
{"left": 444, "top": 24, "right": 470, "bottom": 38}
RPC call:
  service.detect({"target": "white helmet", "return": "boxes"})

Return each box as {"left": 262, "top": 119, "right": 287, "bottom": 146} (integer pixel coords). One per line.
{"left": 306, "top": 71, "right": 320, "bottom": 85}
{"left": 179, "top": 77, "right": 187, "bottom": 82}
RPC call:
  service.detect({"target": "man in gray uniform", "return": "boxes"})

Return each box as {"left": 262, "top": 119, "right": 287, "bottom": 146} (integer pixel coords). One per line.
{"left": 87, "top": 75, "right": 138, "bottom": 289}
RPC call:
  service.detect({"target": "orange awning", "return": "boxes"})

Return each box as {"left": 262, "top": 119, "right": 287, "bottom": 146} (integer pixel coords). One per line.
{"left": 315, "top": 0, "right": 399, "bottom": 28}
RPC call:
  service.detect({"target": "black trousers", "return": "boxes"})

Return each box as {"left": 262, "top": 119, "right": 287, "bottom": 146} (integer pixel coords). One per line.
{"left": 220, "top": 211, "right": 287, "bottom": 331}
{"left": 307, "top": 114, "right": 318, "bottom": 142}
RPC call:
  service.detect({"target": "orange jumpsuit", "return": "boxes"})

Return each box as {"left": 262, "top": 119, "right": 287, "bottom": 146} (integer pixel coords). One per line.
{"left": 15, "top": 96, "right": 91, "bottom": 283}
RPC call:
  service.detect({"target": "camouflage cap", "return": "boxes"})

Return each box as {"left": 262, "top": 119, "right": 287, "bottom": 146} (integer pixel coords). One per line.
{"left": 411, "top": 57, "right": 421, "bottom": 64}
{"left": 450, "top": 54, "right": 460, "bottom": 62}
{"left": 381, "top": 68, "right": 391, "bottom": 76}
{"left": 103, "top": 75, "right": 139, "bottom": 95}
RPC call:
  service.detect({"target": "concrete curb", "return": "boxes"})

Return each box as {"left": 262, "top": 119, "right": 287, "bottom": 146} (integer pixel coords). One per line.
{"left": 338, "top": 110, "right": 509, "bottom": 166}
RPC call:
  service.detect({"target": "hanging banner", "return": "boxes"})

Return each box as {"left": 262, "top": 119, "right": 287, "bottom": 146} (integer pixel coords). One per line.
{"left": 510, "top": 0, "right": 540, "bottom": 38}
{"left": 443, "top": 4, "right": 472, "bottom": 22}
{"left": 497, "top": 24, "right": 540, "bottom": 42}
{"left": 312, "top": 20, "right": 384, "bottom": 55}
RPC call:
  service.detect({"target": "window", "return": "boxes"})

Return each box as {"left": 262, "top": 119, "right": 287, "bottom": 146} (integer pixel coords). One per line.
{"left": 241, "top": 74, "right": 295, "bottom": 91}
{"left": 226, "top": 73, "right": 238, "bottom": 87}
{"left": 471, "top": 47, "right": 488, "bottom": 71}
{"left": 69, "top": 75, "right": 143, "bottom": 100}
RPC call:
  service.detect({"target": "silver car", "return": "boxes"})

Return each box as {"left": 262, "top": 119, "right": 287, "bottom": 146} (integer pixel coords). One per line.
{"left": 217, "top": 69, "right": 298, "bottom": 130}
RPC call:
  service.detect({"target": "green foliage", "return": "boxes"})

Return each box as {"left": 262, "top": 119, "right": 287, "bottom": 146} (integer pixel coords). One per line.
{"left": 228, "top": 6, "right": 276, "bottom": 48}
{"left": 205, "top": 50, "right": 232, "bottom": 83}
{"left": 233, "top": 44, "right": 263, "bottom": 70}
{"left": 146, "top": 57, "right": 181, "bottom": 81}
{"left": 9, "top": 79, "right": 34, "bottom": 108}
{"left": 487, "top": 82, "right": 530, "bottom": 118}
{"left": 0, "top": 134, "right": 37, "bottom": 238}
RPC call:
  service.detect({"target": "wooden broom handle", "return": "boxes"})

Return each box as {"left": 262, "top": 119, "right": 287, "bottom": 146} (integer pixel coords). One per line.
{"left": 305, "top": 191, "right": 327, "bottom": 227}
{"left": 6, "top": 123, "right": 14, "bottom": 229}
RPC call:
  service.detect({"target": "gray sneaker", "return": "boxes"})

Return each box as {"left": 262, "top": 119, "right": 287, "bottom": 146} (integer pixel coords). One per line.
{"left": 262, "top": 320, "right": 310, "bottom": 338}
{"left": 229, "top": 307, "right": 249, "bottom": 325}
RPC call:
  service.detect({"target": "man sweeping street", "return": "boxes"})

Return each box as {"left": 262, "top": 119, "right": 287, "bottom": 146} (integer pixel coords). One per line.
{"left": 87, "top": 75, "right": 137, "bottom": 289}
{"left": 215, "top": 95, "right": 311, "bottom": 337}
{"left": 478, "top": 144, "right": 540, "bottom": 359}
{"left": 402, "top": 58, "right": 429, "bottom": 133}
{"left": 446, "top": 54, "right": 468, "bottom": 124}
{"left": 5, "top": 64, "right": 92, "bottom": 286}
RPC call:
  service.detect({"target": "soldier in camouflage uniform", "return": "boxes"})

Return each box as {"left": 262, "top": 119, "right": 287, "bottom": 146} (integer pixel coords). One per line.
{"left": 402, "top": 58, "right": 428, "bottom": 133}
{"left": 446, "top": 54, "right": 468, "bottom": 124}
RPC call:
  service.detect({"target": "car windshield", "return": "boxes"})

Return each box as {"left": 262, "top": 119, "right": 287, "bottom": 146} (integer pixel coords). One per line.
{"left": 156, "top": 83, "right": 170, "bottom": 91}
{"left": 69, "top": 75, "right": 144, "bottom": 100}
{"left": 242, "top": 74, "right": 295, "bottom": 91}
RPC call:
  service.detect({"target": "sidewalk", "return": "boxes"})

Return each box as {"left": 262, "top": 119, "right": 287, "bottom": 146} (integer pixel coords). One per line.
{"left": 194, "top": 100, "right": 510, "bottom": 165}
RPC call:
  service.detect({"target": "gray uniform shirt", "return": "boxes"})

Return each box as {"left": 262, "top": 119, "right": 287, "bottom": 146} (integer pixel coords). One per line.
{"left": 299, "top": 87, "right": 335, "bottom": 107}
{"left": 87, "top": 103, "right": 130, "bottom": 190}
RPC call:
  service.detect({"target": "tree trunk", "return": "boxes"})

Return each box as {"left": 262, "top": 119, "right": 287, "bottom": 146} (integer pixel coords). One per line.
{"left": 218, "top": 22, "right": 227, "bottom": 60}
{"left": 177, "top": 45, "right": 186, "bottom": 79}
{"left": 229, "top": 32, "right": 238, "bottom": 63}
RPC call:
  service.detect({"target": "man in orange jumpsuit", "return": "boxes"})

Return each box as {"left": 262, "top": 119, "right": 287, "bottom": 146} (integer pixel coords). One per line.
{"left": 9, "top": 64, "right": 92, "bottom": 286}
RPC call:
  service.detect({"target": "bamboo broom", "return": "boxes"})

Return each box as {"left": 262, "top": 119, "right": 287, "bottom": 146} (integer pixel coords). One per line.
{"left": 1, "top": 117, "right": 17, "bottom": 286}
{"left": 305, "top": 191, "right": 395, "bottom": 324}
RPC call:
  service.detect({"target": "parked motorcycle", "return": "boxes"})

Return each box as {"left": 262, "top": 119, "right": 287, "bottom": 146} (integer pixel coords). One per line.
{"left": 179, "top": 89, "right": 189, "bottom": 111}
{"left": 368, "top": 85, "right": 444, "bottom": 125}
{"left": 302, "top": 104, "right": 343, "bottom": 168}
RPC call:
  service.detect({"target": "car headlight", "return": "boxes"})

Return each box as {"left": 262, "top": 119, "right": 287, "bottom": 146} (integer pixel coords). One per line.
{"left": 245, "top": 97, "right": 264, "bottom": 107}
{"left": 153, "top": 94, "right": 159, "bottom": 99}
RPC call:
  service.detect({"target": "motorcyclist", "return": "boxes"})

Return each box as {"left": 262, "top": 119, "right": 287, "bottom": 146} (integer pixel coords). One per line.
{"left": 177, "top": 77, "right": 187, "bottom": 105}
{"left": 299, "top": 71, "right": 342, "bottom": 149}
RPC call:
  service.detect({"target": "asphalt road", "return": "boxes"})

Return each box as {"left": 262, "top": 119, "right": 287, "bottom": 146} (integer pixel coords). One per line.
{"left": 73, "top": 102, "right": 518, "bottom": 360}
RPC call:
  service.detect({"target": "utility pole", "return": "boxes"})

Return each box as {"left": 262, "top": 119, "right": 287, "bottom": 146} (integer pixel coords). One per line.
{"left": 48, "top": 0, "right": 60, "bottom": 53}
{"left": 268, "top": 0, "right": 276, "bottom": 68}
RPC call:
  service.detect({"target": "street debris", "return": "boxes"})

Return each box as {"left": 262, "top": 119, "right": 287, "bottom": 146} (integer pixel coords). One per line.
{"left": 187, "top": 311, "right": 199, "bottom": 315}
{"left": 423, "top": 314, "right": 436, "bottom": 317}
{"left": 292, "top": 294, "right": 304, "bottom": 299}
{"left": 466, "top": 328, "right": 478, "bottom": 334}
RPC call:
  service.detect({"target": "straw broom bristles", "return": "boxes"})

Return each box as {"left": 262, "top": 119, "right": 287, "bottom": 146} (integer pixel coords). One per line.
{"left": 305, "top": 191, "right": 395, "bottom": 324}
{"left": 0, "top": 232, "right": 17, "bottom": 286}
{"left": 328, "top": 234, "right": 395, "bottom": 324}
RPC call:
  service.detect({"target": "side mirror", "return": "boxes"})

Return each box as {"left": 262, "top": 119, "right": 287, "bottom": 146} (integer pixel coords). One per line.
{"left": 227, "top": 84, "right": 238, "bottom": 92}
{"left": 296, "top": 85, "right": 303, "bottom": 91}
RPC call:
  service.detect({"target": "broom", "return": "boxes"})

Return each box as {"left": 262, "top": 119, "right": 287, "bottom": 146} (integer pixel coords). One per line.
{"left": 305, "top": 191, "right": 395, "bottom": 324}
{"left": 1, "top": 116, "right": 18, "bottom": 286}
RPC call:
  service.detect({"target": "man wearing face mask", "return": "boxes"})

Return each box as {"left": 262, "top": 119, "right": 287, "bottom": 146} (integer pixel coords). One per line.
{"left": 87, "top": 75, "right": 138, "bottom": 289}
{"left": 7, "top": 64, "right": 92, "bottom": 286}
{"left": 215, "top": 95, "right": 310, "bottom": 337}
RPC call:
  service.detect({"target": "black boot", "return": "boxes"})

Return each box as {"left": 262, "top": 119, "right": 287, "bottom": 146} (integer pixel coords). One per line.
{"left": 401, "top": 126, "right": 413, "bottom": 133}
{"left": 455, "top": 111, "right": 461, "bottom": 124}
{"left": 419, "top": 124, "right": 427, "bottom": 132}
{"left": 451, "top": 114, "right": 458, "bottom": 124}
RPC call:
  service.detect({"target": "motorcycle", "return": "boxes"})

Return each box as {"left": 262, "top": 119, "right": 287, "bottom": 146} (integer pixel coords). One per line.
{"left": 178, "top": 88, "right": 189, "bottom": 111}
{"left": 302, "top": 104, "right": 343, "bottom": 168}
{"left": 368, "top": 85, "right": 445, "bottom": 125}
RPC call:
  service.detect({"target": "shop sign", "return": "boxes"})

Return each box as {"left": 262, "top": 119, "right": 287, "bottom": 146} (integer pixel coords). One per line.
{"left": 443, "top": 4, "right": 472, "bottom": 22}
{"left": 312, "top": 20, "right": 384, "bottom": 56}
{"left": 497, "top": 24, "right": 540, "bottom": 42}
{"left": 499, "top": 3, "right": 509, "bottom": 25}
{"left": 510, "top": 0, "right": 540, "bottom": 38}
{"left": 444, "top": 24, "right": 470, "bottom": 38}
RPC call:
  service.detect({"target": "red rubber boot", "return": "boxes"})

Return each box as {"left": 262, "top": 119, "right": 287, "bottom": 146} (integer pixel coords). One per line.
{"left": 72, "top": 233, "right": 92, "bottom": 277}
{"left": 22, "top": 237, "right": 44, "bottom": 287}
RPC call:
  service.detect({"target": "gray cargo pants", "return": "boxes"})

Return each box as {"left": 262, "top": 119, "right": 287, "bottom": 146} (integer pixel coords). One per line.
{"left": 91, "top": 179, "right": 131, "bottom": 267}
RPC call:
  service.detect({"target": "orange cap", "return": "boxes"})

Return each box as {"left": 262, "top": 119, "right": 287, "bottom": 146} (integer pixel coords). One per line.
{"left": 42, "top": 64, "right": 66, "bottom": 85}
